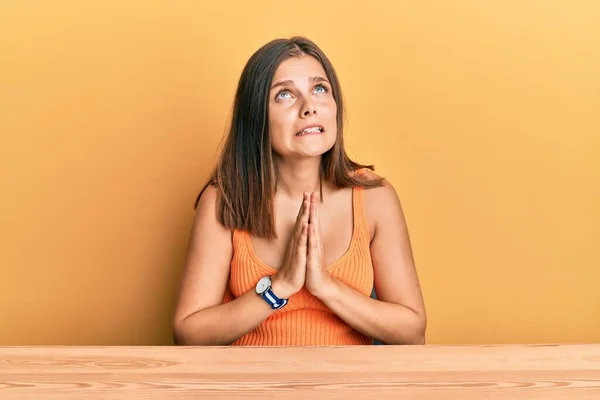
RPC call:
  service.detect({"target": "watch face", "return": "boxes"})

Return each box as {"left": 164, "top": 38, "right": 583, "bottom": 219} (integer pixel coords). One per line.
{"left": 256, "top": 276, "right": 271, "bottom": 294}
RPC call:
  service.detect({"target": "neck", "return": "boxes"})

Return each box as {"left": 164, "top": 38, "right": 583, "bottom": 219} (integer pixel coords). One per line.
{"left": 273, "top": 155, "right": 324, "bottom": 200}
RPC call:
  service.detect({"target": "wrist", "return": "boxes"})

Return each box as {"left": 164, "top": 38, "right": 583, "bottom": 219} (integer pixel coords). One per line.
{"left": 311, "top": 275, "right": 339, "bottom": 301}
{"left": 270, "top": 276, "right": 296, "bottom": 299}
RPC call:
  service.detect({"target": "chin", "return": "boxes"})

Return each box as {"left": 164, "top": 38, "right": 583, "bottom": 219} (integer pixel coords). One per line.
{"left": 299, "top": 143, "right": 335, "bottom": 158}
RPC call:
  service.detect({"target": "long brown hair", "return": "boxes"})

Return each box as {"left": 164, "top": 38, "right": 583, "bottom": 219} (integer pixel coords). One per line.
{"left": 195, "top": 36, "right": 383, "bottom": 239}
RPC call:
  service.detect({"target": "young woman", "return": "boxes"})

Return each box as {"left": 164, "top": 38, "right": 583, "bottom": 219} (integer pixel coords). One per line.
{"left": 173, "top": 36, "right": 426, "bottom": 346}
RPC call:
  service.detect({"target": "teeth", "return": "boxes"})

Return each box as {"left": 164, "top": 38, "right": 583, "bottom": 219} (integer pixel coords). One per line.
{"left": 297, "top": 127, "right": 322, "bottom": 136}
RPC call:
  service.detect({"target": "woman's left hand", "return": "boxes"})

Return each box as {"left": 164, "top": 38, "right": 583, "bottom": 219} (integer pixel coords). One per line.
{"left": 305, "top": 191, "right": 336, "bottom": 298}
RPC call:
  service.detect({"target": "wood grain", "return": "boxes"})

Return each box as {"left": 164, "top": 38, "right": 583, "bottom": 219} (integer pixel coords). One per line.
{"left": 0, "top": 344, "right": 599, "bottom": 399}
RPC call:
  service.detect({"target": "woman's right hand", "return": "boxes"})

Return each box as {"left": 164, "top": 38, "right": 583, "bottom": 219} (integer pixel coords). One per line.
{"left": 270, "top": 192, "right": 310, "bottom": 299}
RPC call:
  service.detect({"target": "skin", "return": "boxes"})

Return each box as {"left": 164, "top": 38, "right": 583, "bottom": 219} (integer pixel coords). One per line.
{"left": 173, "top": 55, "right": 427, "bottom": 345}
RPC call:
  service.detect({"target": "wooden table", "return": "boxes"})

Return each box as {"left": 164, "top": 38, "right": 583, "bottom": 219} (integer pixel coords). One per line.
{"left": 0, "top": 344, "right": 598, "bottom": 399}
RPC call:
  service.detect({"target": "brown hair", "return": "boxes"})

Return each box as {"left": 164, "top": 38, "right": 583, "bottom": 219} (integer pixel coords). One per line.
{"left": 195, "top": 36, "right": 384, "bottom": 239}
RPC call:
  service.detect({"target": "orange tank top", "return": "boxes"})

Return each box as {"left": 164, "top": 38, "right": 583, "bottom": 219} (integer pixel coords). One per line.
{"left": 221, "top": 178, "right": 374, "bottom": 346}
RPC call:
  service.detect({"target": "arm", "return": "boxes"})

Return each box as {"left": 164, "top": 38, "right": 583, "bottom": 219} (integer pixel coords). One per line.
{"left": 173, "top": 186, "right": 309, "bottom": 346}
{"left": 172, "top": 186, "right": 278, "bottom": 345}
{"left": 313, "top": 178, "right": 427, "bottom": 345}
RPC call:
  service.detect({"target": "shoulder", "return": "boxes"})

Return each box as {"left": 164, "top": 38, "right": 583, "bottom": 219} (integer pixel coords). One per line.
{"left": 358, "top": 168, "right": 398, "bottom": 202}
{"left": 196, "top": 184, "right": 219, "bottom": 216}
{"left": 194, "top": 184, "right": 231, "bottom": 236}
{"left": 358, "top": 170, "right": 404, "bottom": 237}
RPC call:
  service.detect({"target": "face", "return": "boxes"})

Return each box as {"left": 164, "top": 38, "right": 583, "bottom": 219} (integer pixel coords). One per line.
{"left": 268, "top": 55, "right": 337, "bottom": 159}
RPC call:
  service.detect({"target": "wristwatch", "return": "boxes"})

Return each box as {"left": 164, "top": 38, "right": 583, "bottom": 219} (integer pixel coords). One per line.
{"left": 255, "top": 276, "right": 288, "bottom": 310}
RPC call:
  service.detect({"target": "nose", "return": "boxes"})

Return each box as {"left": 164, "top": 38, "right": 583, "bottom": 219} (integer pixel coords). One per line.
{"left": 300, "top": 98, "right": 317, "bottom": 117}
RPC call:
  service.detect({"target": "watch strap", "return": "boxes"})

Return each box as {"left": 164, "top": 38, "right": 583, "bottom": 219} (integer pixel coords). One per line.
{"left": 260, "top": 287, "right": 288, "bottom": 310}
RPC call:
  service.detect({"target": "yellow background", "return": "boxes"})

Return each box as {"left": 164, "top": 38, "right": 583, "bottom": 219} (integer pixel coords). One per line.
{"left": 1, "top": 1, "right": 598, "bottom": 345}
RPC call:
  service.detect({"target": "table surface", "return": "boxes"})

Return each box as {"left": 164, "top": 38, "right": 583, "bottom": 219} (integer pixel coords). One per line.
{"left": 0, "top": 344, "right": 599, "bottom": 399}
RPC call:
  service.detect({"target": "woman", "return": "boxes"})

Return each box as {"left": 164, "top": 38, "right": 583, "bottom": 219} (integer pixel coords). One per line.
{"left": 173, "top": 36, "right": 426, "bottom": 346}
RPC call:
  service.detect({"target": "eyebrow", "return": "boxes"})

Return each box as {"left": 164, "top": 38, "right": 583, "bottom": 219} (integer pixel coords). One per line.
{"left": 270, "top": 76, "right": 330, "bottom": 91}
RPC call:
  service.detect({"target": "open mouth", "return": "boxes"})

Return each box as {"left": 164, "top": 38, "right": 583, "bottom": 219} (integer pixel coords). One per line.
{"left": 296, "top": 127, "right": 324, "bottom": 136}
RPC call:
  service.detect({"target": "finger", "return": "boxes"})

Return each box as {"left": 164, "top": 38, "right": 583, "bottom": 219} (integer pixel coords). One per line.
{"left": 308, "top": 192, "right": 315, "bottom": 224}
{"left": 296, "top": 222, "right": 308, "bottom": 260}
{"left": 312, "top": 192, "right": 320, "bottom": 236}
{"left": 294, "top": 192, "right": 308, "bottom": 235}
{"left": 302, "top": 192, "right": 310, "bottom": 221}
{"left": 296, "top": 192, "right": 307, "bottom": 222}
{"left": 313, "top": 192, "right": 324, "bottom": 254}
{"left": 308, "top": 223, "right": 318, "bottom": 251}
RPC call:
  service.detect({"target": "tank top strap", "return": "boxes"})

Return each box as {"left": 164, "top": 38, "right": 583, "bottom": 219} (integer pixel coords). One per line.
{"left": 232, "top": 228, "right": 248, "bottom": 251}
{"left": 352, "top": 184, "right": 370, "bottom": 242}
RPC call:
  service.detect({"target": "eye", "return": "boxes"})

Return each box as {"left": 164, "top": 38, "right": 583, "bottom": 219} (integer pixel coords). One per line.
{"left": 315, "top": 84, "right": 330, "bottom": 94}
{"left": 275, "top": 89, "right": 292, "bottom": 100}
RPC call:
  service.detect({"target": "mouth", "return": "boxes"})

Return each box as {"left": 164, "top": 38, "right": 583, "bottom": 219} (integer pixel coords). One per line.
{"left": 295, "top": 125, "right": 325, "bottom": 137}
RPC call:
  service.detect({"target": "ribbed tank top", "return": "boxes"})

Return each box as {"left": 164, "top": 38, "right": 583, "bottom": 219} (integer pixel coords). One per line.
{"left": 221, "top": 173, "right": 374, "bottom": 346}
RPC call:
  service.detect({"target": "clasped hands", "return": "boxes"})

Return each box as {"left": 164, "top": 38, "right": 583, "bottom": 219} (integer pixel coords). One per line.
{"left": 271, "top": 191, "right": 336, "bottom": 299}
